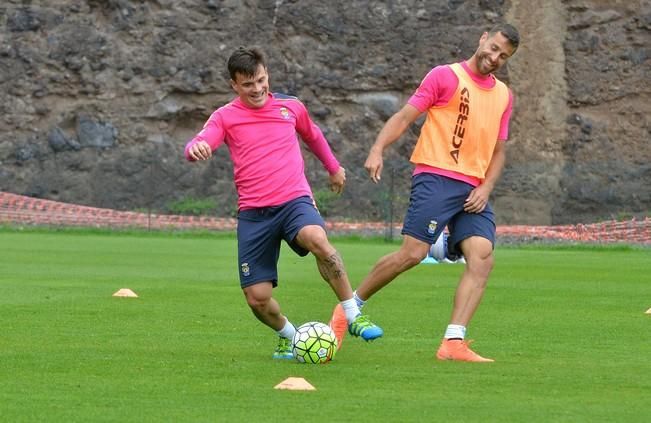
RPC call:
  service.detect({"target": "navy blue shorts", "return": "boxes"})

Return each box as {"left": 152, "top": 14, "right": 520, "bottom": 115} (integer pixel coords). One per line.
{"left": 401, "top": 173, "right": 496, "bottom": 256}
{"left": 236, "top": 196, "right": 325, "bottom": 288}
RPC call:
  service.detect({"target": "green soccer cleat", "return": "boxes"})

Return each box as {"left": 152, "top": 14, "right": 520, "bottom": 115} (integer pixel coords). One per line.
{"left": 348, "top": 314, "right": 383, "bottom": 341}
{"left": 272, "top": 336, "right": 294, "bottom": 360}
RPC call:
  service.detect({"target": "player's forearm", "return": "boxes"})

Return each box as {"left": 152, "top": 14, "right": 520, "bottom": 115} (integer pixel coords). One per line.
{"left": 371, "top": 104, "right": 421, "bottom": 155}
{"left": 185, "top": 118, "right": 224, "bottom": 161}
{"left": 302, "top": 130, "right": 340, "bottom": 175}
{"left": 371, "top": 113, "right": 411, "bottom": 154}
{"left": 482, "top": 142, "right": 506, "bottom": 191}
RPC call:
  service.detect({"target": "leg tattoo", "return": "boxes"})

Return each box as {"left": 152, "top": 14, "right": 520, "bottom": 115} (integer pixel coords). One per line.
{"left": 317, "top": 251, "right": 347, "bottom": 283}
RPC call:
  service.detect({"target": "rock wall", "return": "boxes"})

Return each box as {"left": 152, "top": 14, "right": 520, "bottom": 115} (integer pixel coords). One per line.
{"left": 504, "top": 0, "right": 651, "bottom": 224}
{"left": 1, "top": 0, "right": 649, "bottom": 224}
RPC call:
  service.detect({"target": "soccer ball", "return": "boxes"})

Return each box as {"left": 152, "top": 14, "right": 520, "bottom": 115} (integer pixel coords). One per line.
{"left": 430, "top": 232, "right": 449, "bottom": 261}
{"left": 292, "top": 321, "right": 337, "bottom": 364}
{"left": 430, "top": 232, "right": 466, "bottom": 263}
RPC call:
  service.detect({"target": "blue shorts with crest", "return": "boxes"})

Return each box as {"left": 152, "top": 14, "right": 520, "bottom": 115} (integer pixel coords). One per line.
{"left": 401, "top": 173, "right": 495, "bottom": 256}
{"left": 236, "top": 196, "right": 324, "bottom": 288}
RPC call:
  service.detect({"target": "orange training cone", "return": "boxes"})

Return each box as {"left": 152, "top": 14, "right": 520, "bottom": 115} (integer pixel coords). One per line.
{"left": 274, "top": 377, "right": 316, "bottom": 391}
{"left": 112, "top": 288, "right": 138, "bottom": 298}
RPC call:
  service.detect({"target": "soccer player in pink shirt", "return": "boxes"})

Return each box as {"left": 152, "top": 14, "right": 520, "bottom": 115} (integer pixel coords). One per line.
{"left": 332, "top": 24, "right": 520, "bottom": 362}
{"left": 185, "top": 47, "right": 382, "bottom": 359}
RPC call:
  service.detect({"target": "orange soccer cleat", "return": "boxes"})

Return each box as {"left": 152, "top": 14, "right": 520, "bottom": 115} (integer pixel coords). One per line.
{"left": 328, "top": 303, "right": 348, "bottom": 350}
{"left": 436, "top": 339, "right": 494, "bottom": 363}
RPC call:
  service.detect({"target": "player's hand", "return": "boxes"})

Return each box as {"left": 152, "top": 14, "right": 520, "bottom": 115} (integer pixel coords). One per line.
{"left": 464, "top": 185, "right": 491, "bottom": 213}
{"left": 364, "top": 147, "right": 384, "bottom": 183}
{"left": 188, "top": 141, "right": 212, "bottom": 161}
{"left": 329, "top": 167, "right": 346, "bottom": 194}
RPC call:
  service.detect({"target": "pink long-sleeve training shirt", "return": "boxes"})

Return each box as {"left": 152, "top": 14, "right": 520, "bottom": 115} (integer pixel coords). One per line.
{"left": 185, "top": 93, "right": 340, "bottom": 211}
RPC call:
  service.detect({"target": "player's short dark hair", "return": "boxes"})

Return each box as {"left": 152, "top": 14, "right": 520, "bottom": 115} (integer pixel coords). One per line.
{"left": 489, "top": 23, "right": 520, "bottom": 50}
{"left": 227, "top": 46, "right": 267, "bottom": 81}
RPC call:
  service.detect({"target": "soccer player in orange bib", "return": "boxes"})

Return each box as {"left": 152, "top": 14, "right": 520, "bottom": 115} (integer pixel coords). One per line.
{"left": 331, "top": 24, "right": 520, "bottom": 362}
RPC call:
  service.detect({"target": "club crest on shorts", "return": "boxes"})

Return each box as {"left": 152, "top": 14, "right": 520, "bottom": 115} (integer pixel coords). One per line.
{"left": 310, "top": 198, "right": 322, "bottom": 215}
{"left": 241, "top": 262, "right": 250, "bottom": 277}
{"left": 427, "top": 220, "right": 438, "bottom": 235}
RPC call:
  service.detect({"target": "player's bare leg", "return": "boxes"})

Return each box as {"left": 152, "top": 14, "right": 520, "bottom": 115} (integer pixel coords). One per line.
{"left": 296, "top": 225, "right": 383, "bottom": 342}
{"left": 436, "top": 236, "right": 495, "bottom": 362}
{"left": 243, "top": 282, "right": 295, "bottom": 359}
{"left": 331, "top": 235, "right": 429, "bottom": 348}
{"left": 242, "top": 281, "right": 285, "bottom": 329}
{"left": 450, "top": 236, "right": 493, "bottom": 326}
{"left": 296, "top": 225, "right": 352, "bottom": 300}
{"left": 356, "top": 234, "right": 430, "bottom": 301}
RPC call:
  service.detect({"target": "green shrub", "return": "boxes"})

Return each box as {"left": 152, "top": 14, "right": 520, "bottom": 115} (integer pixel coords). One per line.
{"left": 313, "top": 188, "right": 338, "bottom": 217}
{"left": 167, "top": 197, "right": 217, "bottom": 216}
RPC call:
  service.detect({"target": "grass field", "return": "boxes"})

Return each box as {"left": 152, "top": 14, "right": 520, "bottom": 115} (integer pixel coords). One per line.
{"left": 1, "top": 228, "right": 650, "bottom": 422}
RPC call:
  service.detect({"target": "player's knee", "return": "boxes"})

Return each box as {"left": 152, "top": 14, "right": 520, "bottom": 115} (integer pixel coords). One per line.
{"left": 312, "top": 240, "right": 334, "bottom": 259}
{"left": 400, "top": 248, "right": 428, "bottom": 268}
{"left": 300, "top": 227, "right": 332, "bottom": 257}
{"left": 243, "top": 287, "right": 271, "bottom": 311}
{"left": 245, "top": 296, "right": 270, "bottom": 314}
{"left": 468, "top": 251, "right": 494, "bottom": 278}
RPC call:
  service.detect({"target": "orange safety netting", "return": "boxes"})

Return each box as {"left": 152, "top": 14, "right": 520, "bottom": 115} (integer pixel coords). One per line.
{"left": 1, "top": 192, "right": 649, "bottom": 244}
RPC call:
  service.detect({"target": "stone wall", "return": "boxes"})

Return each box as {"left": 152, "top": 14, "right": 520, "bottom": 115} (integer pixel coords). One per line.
{"left": 1, "top": 0, "right": 649, "bottom": 224}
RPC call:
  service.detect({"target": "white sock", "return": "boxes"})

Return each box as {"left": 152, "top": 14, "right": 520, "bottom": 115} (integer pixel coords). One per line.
{"left": 353, "top": 290, "right": 366, "bottom": 309}
{"left": 444, "top": 324, "right": 466, "bottom": 340}
{"left": 277, "top": 318, "right": 296, "bottom": 340}
{"left": 340, "top": 298, "right": 361, "bottom": 324}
